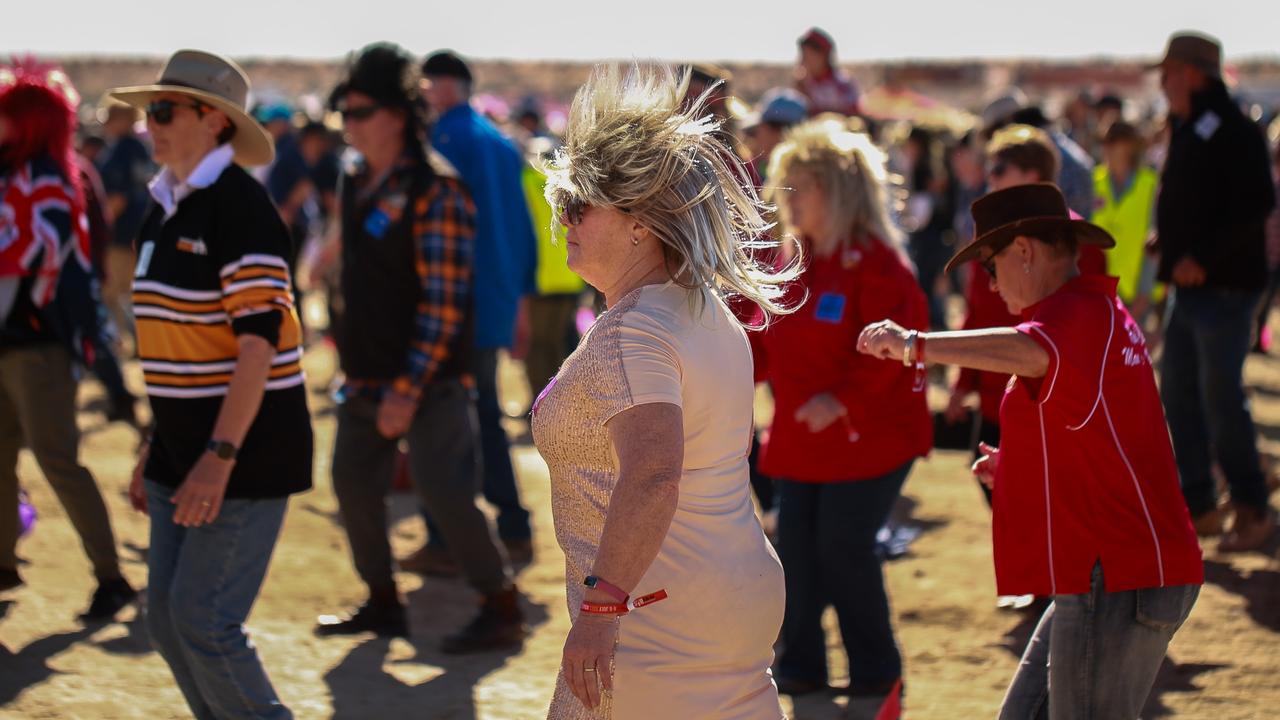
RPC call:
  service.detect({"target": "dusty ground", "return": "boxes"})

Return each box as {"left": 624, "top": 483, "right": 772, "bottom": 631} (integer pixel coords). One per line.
{"left": 1, "top": 343, "right": 1278, "bottom": 720}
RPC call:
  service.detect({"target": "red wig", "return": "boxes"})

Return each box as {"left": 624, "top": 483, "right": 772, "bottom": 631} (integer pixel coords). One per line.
{"left": 0, "top": 57, "right": 82, "bottom": 202}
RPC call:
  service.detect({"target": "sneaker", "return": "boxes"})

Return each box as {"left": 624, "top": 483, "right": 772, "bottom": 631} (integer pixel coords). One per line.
{"left": 996, "top": 594, "right": 1036, "bottom": 611}
{"left": 502, "top": 538, "right": 534, "bottom": 566}
{"left": 1218, "top": 506, "right": 1276, "bottom": 553}
{"left": 839, "top": 678, "right": 902, "bottom": 699}
{"left": 0, "top": 568, "right": 21, "bottom": 593}
{"left": 398, "top": 544, "right": 459, "bottom": 578}
{"left": 80, "top": 577, "right": 137, "bottom": 622}
{"left": 1192, "top": 507, "right": 1226, "bottom": 537}
{"left": 440, "top": 587, "right": 527, "bottom": 654}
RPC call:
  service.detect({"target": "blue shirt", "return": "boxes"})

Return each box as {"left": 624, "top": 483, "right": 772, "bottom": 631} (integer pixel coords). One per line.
{"left": 97, "top": 134, "right": 154, "bottom": 248}
{"left": 431, "top": 104, "right": 537, "bottom": 349}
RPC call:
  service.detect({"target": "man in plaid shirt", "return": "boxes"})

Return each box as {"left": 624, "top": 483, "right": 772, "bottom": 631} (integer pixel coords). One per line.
{"left": 315, "top": 43, "right": 524, "bottom": 652}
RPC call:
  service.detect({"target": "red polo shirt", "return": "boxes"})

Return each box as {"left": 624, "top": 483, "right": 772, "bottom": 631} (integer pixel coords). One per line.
{"left": 756, "top": 238, "right": 932, "bottom": 482}
{"left": 994, "top": 274, "right": 1203, "bottom": 596}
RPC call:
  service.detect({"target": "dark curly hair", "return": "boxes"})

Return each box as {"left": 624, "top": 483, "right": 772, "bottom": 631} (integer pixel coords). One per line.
{"left": 330, "top": 42, "right": 429, "bottom": 161}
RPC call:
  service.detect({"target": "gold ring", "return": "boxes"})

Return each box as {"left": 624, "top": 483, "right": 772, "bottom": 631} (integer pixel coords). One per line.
{"left": 583, "top": 667, "right": 597, "bottom": 673}
{"left": 200, "top": 501, "right": 212, "bottom": 507}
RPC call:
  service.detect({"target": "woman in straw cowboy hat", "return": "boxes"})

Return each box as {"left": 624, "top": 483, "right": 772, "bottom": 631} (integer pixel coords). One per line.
{"left": 110, "top": 49, "right": 312, "bottom": 719}
{"left": 858, "top": 183, "right": 1203, "bottom": 718}
{"left": 532, "top": 64, "right": 799, "bottom": 718}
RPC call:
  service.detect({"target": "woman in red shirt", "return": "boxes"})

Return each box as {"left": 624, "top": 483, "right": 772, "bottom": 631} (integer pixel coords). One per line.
{"left": 758, "top": 122, "right": 931, "bottom": 699}
{"left": 859, "top": 184, "right": 1203, "bottom": 719}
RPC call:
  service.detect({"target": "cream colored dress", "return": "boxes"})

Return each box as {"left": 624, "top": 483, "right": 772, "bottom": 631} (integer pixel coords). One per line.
{"left": 532, "top": 283, "right": 786, "bottom": 720}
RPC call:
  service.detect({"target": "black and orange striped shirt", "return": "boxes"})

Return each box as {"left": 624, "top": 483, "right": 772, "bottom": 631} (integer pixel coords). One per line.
{"left": 133, "top": 150, "right": 312, "bottom": 499}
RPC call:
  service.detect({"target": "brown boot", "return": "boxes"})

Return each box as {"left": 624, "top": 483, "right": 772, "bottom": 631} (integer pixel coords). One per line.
{"left": 1192, "top": 507, "right": 1226, "bottom": 537}
{"left": 441, "top": 586, "right": 527, "bottom": 654}
{"left": 398, "top": 544, "right": 459, "bottom": 578}
{"left": 1218, "top": 506, "right": 1276, "bottom": 553}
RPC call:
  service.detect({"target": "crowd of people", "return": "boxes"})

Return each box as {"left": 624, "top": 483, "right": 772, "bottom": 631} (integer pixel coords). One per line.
{"left": 1, "top": 24, "right": 1278, "bottom": 720}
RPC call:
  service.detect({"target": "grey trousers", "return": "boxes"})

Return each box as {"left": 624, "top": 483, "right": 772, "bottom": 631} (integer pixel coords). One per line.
{"left": 0, "top": 343, "right": 122, "bottom": 579}
{"left": 332, "top": 380, "right": 509, "bottom": 596}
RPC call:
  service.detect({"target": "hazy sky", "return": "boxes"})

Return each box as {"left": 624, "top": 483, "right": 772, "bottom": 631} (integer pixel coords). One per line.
{"left": 8, "top": 0, "right": 1277, "bottom": 63}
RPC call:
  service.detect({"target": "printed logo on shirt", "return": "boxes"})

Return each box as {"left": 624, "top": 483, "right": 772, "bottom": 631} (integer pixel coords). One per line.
{"left": 814, "top": 292, "right": 846, "bottom": 324}
{"left": 176, "top": 237, "right": 208, "bottom": 256}
{"left": 1194, "top": 111, "right": 1221, "bottom": 141}
{"left": 135, "top": 241, "right": 155, "bottom": 277}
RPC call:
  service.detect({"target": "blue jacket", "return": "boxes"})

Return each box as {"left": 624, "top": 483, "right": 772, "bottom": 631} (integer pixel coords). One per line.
{"left": 431, "top": 105, "right": 537, "bottom": 349}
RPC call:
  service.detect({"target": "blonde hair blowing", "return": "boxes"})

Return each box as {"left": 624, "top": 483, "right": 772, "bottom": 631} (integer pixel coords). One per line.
{"left": 544, "top": 63, "right": 801, "bottom": 329}
{"left": 766, "top": 120, "right": 905, "bottom": 254}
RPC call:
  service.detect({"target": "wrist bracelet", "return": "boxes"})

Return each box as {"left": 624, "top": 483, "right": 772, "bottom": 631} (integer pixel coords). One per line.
{"left": 580, "top": 601, "right": 628, "bottom": 616}
{"left": 902, "top": 330, "right": 918, "bottom": 367}
{"left": 583, "top": 575, "right": 629, "bottom": 604}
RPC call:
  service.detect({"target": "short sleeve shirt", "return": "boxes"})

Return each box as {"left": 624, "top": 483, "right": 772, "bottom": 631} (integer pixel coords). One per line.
{"left": 994, "top": 274, "right": 1202, "bottom": 596}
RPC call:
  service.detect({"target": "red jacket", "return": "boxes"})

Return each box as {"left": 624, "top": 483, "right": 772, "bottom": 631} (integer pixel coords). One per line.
{"left": 756, "top": 238, "right": 932, "bottom": 482}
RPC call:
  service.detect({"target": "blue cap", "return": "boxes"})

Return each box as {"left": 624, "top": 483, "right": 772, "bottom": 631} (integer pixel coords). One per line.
{"left": 751, "top": 88, "right": 808, "bottom": 128}
{"left": 255, "top": 102, "right": 292, "bottom": 124}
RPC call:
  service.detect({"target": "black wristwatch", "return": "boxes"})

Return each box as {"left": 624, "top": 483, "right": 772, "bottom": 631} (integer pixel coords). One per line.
{"left": 206, "top": 439, "right": 239, "bottom": 461}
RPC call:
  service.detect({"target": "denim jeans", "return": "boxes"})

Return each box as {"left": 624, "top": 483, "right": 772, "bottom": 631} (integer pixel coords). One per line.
{"left": 1161, "top": 286, "right": 1269, "bottom": 515}
{"left": 775, "top": 461, "right": 913, "bottom": 686}
{"left": 999, "top": 563, "right": 1200, "bottom": 720}
{"left": 425, "top": 347, "right": 532, "bottom": 546}
{"left": 333, "top": 381, "right": 509, "bottom": 596}
{"left": 144, "top": 480, "right": 291, "bottom": 720}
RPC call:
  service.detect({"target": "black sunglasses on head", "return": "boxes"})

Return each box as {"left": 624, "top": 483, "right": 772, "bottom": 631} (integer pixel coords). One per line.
{"left": 340, "top": 104, "right": 381, "bottom": 122}
{"left": 146, "top": 99, "right": 209, "bottom": 125}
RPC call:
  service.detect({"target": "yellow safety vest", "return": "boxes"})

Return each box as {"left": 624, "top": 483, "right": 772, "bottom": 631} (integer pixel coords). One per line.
{"left": 1091, "top": 165, "right": 1162, "bottom": 303}
{"left": 523, "top": 165, "right": 586, "bottom": 296}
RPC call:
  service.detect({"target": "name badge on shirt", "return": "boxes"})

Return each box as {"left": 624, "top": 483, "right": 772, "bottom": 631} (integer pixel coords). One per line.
{"left": 1194, "top": 111, "right": 1221, "bottom": 141}
{"left": 814, "top": 292, "right": 846, "bottom": 324}
{"left": 364, "top": 208, "right": 392, "bottom": 239}
{"left": 135, "top": 241, "right": 155, "bottom": 278}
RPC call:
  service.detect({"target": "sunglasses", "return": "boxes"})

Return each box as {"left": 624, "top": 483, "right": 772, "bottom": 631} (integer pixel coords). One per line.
{"left": 980, "top": 237, "right": 1015, "bottom": 280}
{"left": 146, "top": 99, "right": 209, "bottom": 125}
{"left": 988, "top": 160, "right": 1009, "bottom": 179}
{"left": 341, "top": 104, "right": 381, "bottom": 122}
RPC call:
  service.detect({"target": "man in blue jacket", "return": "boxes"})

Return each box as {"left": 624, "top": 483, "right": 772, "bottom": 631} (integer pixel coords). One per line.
{"left": 407, "top": 50, "right": 537, "bottom": 573}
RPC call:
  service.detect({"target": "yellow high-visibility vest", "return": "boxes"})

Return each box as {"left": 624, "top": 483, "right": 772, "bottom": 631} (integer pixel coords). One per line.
{"left": 523, "top": 165, "right": 586, "bottom": 296}
{"left": 1091, "top": 165, "right": 1162, "bottom": 303}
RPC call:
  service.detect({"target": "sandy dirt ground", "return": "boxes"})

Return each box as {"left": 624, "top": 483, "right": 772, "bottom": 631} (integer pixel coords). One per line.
{"left": 1, "top": 344, "right": 1278, "bottom": 720}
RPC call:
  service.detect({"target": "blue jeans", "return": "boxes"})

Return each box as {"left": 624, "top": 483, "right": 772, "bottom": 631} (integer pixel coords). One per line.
{"left": 425, "top": 347, "right": 531, "bottom": 546}
{"left": 775, "top": 461, "right": 913, "bottom": 686}
{"left": 1160, "top": 286, "right": 1269, "bottom": 515}
{"left": 145, "top": 480, "right": 291, "bottom": 720}
{"left": 999, "top": 563, "right": 1200, "bottom": 720}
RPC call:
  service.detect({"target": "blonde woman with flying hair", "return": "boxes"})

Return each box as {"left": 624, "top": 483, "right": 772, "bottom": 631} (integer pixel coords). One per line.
{"left": 530, "top": 64, "right": 799, "bottom": 719}
{"left": 755, "top": 121, "right": 930, "bottom": 702}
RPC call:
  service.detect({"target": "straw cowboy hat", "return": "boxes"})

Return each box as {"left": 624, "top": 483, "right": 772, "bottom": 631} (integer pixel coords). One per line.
{"left": 945, "top": 183, "right": 1115, "bottom": 273}
{"left": 107, "top": 49, "right": 274, "bottom": 166}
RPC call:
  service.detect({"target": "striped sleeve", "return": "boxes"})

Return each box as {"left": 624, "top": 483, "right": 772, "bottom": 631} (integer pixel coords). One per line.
{"left": 392, "top": 178, "right": 476, "bottom": 399}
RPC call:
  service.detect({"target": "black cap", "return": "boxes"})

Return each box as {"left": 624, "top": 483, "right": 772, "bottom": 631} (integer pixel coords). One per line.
{"left": 422, "top": 50, "right": 473, "bottom": 83}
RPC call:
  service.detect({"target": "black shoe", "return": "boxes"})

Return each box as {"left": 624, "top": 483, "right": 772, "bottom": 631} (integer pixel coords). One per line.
{"left": 775, "top": 677, "right": 826, "bottom": 697}
{"left": 315, "top": 601, "right": 408, "bottom": 638}
{"left": 502, "top": 538, "right": 534, "bottom": 565}
{"left": 80, "top": 577, "right": 137, "bottom": 622}
{"left": 0, "top": 568, "right": 22, "bottom": 593}
{"left": 441, "top": 587, "right": 527, "bottom": 654}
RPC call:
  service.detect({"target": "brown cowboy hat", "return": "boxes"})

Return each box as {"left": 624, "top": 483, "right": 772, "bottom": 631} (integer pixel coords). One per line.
{"left": 107, "top": 49, "right": 273, "bottom": 166}
{"left": 944, "top": 183, "right": 1115, "bottom": 273}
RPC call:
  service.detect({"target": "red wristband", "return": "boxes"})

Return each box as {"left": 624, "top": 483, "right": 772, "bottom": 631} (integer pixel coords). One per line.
{"left": 583, "top": 575, "right": 629, "bottom": 604}
{"left": 580, "top": 601, "right": 628, "bottom": 615}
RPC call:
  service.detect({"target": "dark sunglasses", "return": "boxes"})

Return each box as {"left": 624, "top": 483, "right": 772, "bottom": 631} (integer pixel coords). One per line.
{"left": 980, "top": 237, "right": 1015, "bottom": 280}
{"left": 146, "top": 99, "right": 209, "bottom": 125}
{"left": 988, "top": 160, "right": 1009, "bottom": 179}
{"left": 557, "top": 193, "right": 630, "bottom": 227}
{"left": 340, "top": 104, "right": 381, "bottom": 122}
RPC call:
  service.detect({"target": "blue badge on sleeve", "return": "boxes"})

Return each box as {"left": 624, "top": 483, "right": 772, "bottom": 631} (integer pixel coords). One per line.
{"left": 815, "top": 292, "right": 846, "bottom": 324}
{"left": 364, "top": 208, "right": 392, "bottom": 239}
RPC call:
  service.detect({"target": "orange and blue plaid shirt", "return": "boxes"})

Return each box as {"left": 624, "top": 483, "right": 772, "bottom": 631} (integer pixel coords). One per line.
{"left": 341, "top": 153, "right": 476, "bottom": 402}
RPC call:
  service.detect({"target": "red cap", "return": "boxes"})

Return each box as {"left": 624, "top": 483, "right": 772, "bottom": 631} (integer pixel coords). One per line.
{"left": 799, "top": 27, "right": 835, "bottom": 55}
